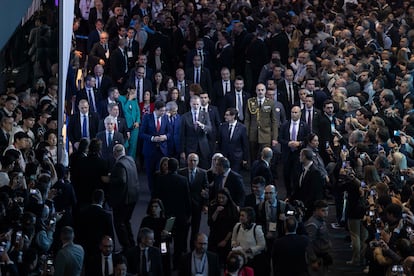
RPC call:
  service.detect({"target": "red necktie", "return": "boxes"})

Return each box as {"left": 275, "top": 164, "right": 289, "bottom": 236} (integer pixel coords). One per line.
{"left": 156, "top": 117, "right": 161, "bottom": 132}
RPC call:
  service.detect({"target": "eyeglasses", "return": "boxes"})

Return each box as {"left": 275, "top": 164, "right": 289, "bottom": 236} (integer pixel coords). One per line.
{"left": 264, "top": 192, "right": 275, "bottom": 194}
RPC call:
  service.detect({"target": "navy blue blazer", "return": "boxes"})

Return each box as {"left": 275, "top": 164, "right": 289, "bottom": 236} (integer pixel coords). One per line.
{"left": 139, "top": 113, "right": 171, "bottom": 157}
{"left": 218, "top": 122, "right": 249, "bottom": 162}
{"left": 278, "top": 120, "right": 310, "bottom": 161}
{"left": 96, "top": 130, "right": 125, "bottom": 167}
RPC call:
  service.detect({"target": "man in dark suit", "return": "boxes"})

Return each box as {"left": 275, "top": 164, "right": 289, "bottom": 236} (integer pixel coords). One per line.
{"left": 278, "top": 106, "right": 310, "bottom": 197}
{"left": 98, "top": 101, "right": 127, "bottom": 138}
{"left": 277, "top": 69, "right": 299, "bottom": 118}
{"left": 68, "top": 99, "right": 100, "bottom": 149}
{"left": 293, "top": 148, "right": 324, "bottom": 220}
{"left": 136, "top": 54, "right": 154, "bottom": 80}
{"left": 212, "top": 67, "right": 233, "bottom": 117}
{"left": 125, "top": 228, "right": 163, "bottom": 276}
{"left": 78, "top": 189, "right": 114, "bottom": 257}
{"left": 178, "top": 233, "right": 220, "bottom": 276}
{"left": 139, "top": 100, "right": 170, "bottom": 194}
{"left": 313, "top": 99, "right": 339, "bottom": 164}
{"left": 301, "top": 94, "right": 321, "bottom": 134}
{"left": 186, "top": 38, "right": 212, "bottom": 70}
{"left": 94, "top": 64, "right": 113, "bottom": 99}
{"left": 109, "top": 144, "right": 140, "bottom": 251}
{"left": 88, "top": 0, "right": 109, "bottom": 31}
{"left": 217, "top": 108, "right": 249, "bottom": 173}
{"left": 127, "top": 65, "right": 152, "bottom": 103}
{"left": 125, "top": 27, "right": 139, "bottom": 71}
{"left": 87, "top": 19, "right": 104, "bottom": 53}
{"left": 110, "top": 38, "right": 129, "bottom": 89}
{"left": 216, "top": 32, "right": 233, "bottom": 76}
{"left": 224, "top": 76, "right": 250, "bottom": 122}
{"left": 0, "top": 116, "right": 13, "bottom": 154}
{"left": 179, "top": 153, "right": 209, "bottom": 248}
{"left": 200, "top": 92, "right": 220, "bottom": 154}
{"left": 176, "top": 68, "right": 192, "bottom": 104}
{"left": 153, "top": 158, "right": 191, "bottom": 269}
{"left": 180, "top": 95, "right": 212, "bottom": 169}
{"left": 185, "top": 55, "right": 213, "bottom": 95}
{"left": 85, "top": 235, "right": 115, "bottom": 276}
{"left": 272, "top": 216, "right": 309, "bottom": 276}
{"left": 250, "top": 147, "right": 273, "bottom": 185}
{"left": 96, "top": 116, "right": 125, "bottom": 168}
{"left": 213, "top": 157, "right": 245, "bottom": 206}
{"left": 77, "top": 75, "right": 102, "bottom": 113}
{"left": 89, "top": 31, "right": 111, "bottom": 72}
{"left": 244, "top": 176, "right": 266, "bottom": 216}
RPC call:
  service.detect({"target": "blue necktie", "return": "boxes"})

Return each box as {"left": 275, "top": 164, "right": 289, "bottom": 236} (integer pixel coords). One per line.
{"left": 82, "top": 115, "right": 88, "bottom": 137}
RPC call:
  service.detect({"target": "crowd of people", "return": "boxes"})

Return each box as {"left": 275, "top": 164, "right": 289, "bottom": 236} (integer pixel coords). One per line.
{"left": 4, "top": 0, "right": 414, "bottom": 275}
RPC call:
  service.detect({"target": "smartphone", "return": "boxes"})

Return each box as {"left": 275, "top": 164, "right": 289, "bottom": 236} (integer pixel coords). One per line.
{"left": 361, "top": 181, "right": 366, "bottom": 188}
{"left": 359, "top": 153, "right": 366, "bottom": 160}
{"left": 325, "top": 141, "right": 330, "bottom": 149}
{"left": 30, "top": 189, "right": 37, "bottom": 194}
{"left": 287, "top": 210, "right": 295, "bottom": 216}
{"left": 370, "top": 189, "right": 376, "bottom": 197}
{"left": 369, "top": 210, "right": 375, "bottom": 217}
{"left": 342, "top": 145, "right": 347, "bottom": 151}
{"left": 161, "top": 242, "right": 167, "bottom": 254}
{"left": 49, "top": 219, "right": 55, "bottom": 226}
{"left": 394, "top": 130, "right": 401, "bottom": 136}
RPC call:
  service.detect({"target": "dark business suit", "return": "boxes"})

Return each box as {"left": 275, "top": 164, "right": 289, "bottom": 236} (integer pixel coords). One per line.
{"left": 68, "top": 112, "right": 100, "bottom": 145}
{"left": 216, "top": 45, "right": 233, "bottom": 73}
{"left": 180, "top": 109, "right": 212, "bottom": 169}
{"left": 213, "top": 170, "right": 245, "bottom": 207}
{"left": 185, "top": 48, "right": 212, "bottom": 69}
{"left": 0, "top": 129, "right": 10, "bottom": 154}
{"left": 277, "top": 80, "right": 299, "bottom": 118}
{"left": 76, "top": 87, "right": 103, "bottom": 113}
{"left": 88, "top": 7, "right": 109, "bottom": 30}
{"left": 87, "top": 29, "right": 101, "bottom": 53}
{"left": 278, "top": 120, "right": 310, "bottom": 197}
{"left": 85, "top": 253, "right": 114, "bottom": 276}
{"left": 94, "top": 75, "right": 113, "bottom": 99}
{"left": 178, "top": 251, "right": 220, "bottom": 276}
{"left": 250, "top": 159, "right": 273, "bottom": 185}
{"left": 293, "top": 163, "right": 324, "bottom": 218}
{"left": 127, "top": 76, "right": 153, "bottom": 102}
{"left": 313, "top": 113, "right": 336, "bottom": 164}
{"left": 272, "top": 234, "right": 309, "bottom": 276}
{"left": 78, "top": 204, "right": 114, "bottom": 256}
{"left": 89, "top": 42, "right": 110, "bottom": 72}
{"left": 153, "top": 172, "right": 191, "bottom": 267}
{"left": 139, "top": 113, "right": 171, "bottom": 193}
{"left": 99, "top": 115, "right": 128, "bottom": 136}
{"left": 176, "top": 80, "right": 192, "bottom": 106}
{"left": 125, "top": 39, "right": 139, "bottom": 71}
{"left": 224, "top": 91, "right": 251, "bottom": 123}
{"left": 217, "top": 122, "right": 249, "bottom": 173}
{"left": 300, "top": 107, "right": 321, "bottom": 134}
{"left": 212, "top": 80, "right": 234, "bottom": 117}
{"left": 110, "top": 155, "right": 140, "bottom": 250}
{"left": 110, "top": 47, "right": 129, "bottom": 87}
{"left": 179, "top": 167, "right": 209, "bottom": 246}
{"left": 167, "top": 114, "right": 181, "bottom": 158}
{"left": 125, "top": 246, "right": 163, "bottom": 275}
{"left": 96, "top": 130, "right": 125, "bottom": 168}
{"left": 185, "top": 66, "right": 213, "bottom": 95}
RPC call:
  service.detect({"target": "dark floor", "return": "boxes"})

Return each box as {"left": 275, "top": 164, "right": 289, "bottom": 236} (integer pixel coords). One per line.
{"left": 127, "top": 164, "right": 366, "bottom": 276}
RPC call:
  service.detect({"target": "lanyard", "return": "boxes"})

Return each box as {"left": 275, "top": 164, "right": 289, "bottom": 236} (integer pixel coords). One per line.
{"left": 193, "top": 253, "right": 206, "bottom": 274}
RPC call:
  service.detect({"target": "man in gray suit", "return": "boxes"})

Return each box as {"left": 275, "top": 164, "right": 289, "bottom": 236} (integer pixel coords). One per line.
{"left": 54, "top": 226, "right": 84, "bottom": 276}
{"left": 110, "top": 144, "right": 140, "bottom": 251}
{"left": 180, "top": 95, "right": 213, "bottom": 169}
